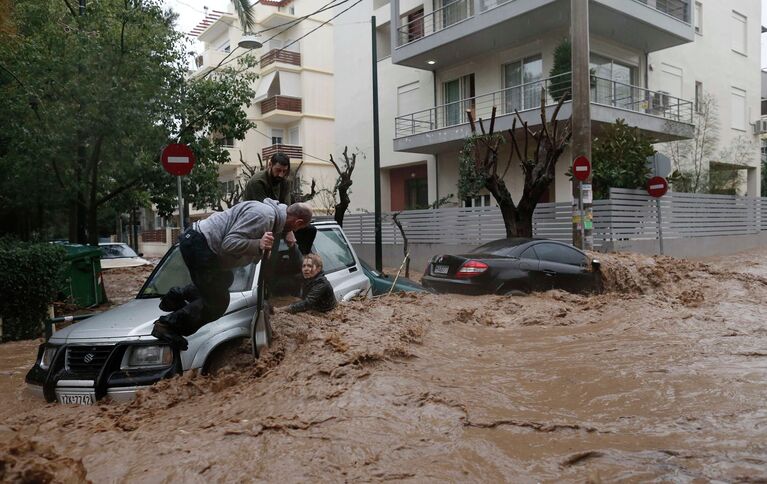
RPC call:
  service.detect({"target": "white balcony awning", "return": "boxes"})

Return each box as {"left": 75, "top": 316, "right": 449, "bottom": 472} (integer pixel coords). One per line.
{"left": 254, "top": 71, "right": 277, "bottom": 102}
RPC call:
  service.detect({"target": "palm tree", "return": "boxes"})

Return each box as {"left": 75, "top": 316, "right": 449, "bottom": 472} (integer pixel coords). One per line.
{"left": 232, "top": 0, "right": 256, "bottom": 32}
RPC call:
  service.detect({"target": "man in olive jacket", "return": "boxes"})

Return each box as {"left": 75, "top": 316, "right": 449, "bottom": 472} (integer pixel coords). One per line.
{"left": 243, "top": 152, "right": 292, "bottom": 204}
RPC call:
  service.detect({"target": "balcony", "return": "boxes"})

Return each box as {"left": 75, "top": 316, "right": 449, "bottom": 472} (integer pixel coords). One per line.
{"left": 262, "top": 144, "right": 302, "bottom": 161}
{"left": 393, "top": 73, "right": 694, "bottom": 154}
{"left": 260, "top": 49, "right": 301, "bottom": 68}
{"left": 260, "top": 95, "right": 302, "bottom": 123}
{"left": 193, "top": 48, "right": 228, "bottom": 76}
{"left": 391, "top": 0, "right": 693, "bottom": 70}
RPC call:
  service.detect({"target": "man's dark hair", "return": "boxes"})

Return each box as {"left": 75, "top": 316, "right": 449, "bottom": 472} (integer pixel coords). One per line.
{"left": 271, "top": 152, "right": 290, "bottom": 168}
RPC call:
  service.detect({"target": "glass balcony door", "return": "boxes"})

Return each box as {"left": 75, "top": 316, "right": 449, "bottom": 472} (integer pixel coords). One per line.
{"left": 503, "top": 55, "right": 543, "bottom": 114}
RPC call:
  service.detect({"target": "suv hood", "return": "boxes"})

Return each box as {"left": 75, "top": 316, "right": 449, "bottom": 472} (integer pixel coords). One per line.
{"left": 52, "top": 294, "right": 248, "bottom": 342}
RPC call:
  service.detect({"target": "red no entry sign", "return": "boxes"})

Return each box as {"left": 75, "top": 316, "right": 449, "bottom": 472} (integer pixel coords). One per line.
{"left": 647, "top": 176, "right": 669, "bottom": 198}
{"left": 573, "top": 156, "right": 591, "bottom": 181}
{"left": 161, "top": 143, "right": 196, "bottom": 176}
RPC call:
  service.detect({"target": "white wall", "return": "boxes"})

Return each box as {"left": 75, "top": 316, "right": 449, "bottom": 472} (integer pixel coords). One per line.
{"left": 334, "top": 0, "right": 437, "bottom": 212}
{"left": 650, "top": 0, "right": 762, "bottom": 194}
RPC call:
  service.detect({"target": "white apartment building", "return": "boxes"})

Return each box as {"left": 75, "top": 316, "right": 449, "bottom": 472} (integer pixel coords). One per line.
{"left": 336, "top": 0, "right": 761, "bottom": 213}
{"left": 190, "top": 0, "right": 337, "bottom": 216}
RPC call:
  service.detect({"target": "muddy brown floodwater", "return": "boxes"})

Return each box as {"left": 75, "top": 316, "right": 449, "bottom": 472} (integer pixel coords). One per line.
{"left": 1, "top": 251, "right": 766, "bottom": 482}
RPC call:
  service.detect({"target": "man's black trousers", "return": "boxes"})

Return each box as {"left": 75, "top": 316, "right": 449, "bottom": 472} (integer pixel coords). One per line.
{"left": 160, "top": 229, "right": 233, "bottom": 336}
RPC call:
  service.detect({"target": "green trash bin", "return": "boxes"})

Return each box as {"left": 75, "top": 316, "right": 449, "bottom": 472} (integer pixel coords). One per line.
{"left": 61, "top": 244, "right": 106, "bottom": 308}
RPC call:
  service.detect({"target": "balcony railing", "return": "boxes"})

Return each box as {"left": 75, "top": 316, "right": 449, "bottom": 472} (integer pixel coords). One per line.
{"left": 260, "top": 95, "right": 302, "bottom": 114}
{"left": 396, "top": 0, "right": 473, "bottom": 46}
{"left": 591, "top": 76, "right": 693, "bottom": 124}
{"left": 260, "top": 49, "right": 301, "bottom": 67}
{"left": 394, "top": 72, "right": 693, "bottom": 137}
{"left": 633, "top": 0, "right": 690, "bottom": 23}
{"left": 262, "top": 144, "right": 302, "bottom": 160}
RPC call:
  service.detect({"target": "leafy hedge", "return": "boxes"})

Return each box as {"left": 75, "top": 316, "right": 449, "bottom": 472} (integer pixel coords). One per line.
{"left": 0, "top": 239, "right": 66, "bottom": 341}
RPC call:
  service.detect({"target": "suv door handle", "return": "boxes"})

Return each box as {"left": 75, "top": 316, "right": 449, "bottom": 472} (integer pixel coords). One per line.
{"left": 543, "top": 270, "right": 557, "bottom": 276}
{"left": 349, "top": 266, "right": 358, "bottom": 273}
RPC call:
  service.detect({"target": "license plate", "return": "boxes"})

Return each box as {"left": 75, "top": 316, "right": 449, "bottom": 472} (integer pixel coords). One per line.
{"left": 58, "top": 393, "right": 95, "bottom": 405}
{"left": 433, "top": 264, "right": 449, "bottom": 275}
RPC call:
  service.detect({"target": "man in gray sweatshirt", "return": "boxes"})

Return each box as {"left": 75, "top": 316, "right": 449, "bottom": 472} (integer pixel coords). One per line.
{"left": 152, "top": 199, "right": 313, "bottom": 350}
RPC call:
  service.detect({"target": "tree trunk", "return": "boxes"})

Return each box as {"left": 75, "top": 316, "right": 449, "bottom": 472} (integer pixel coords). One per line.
{"left": 334, "top": 182, "right": 351, "bottom": 227}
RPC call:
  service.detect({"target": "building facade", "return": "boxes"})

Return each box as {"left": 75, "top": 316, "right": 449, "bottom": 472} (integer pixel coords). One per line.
{"left": 191, "top": 0, "right": 337, "bottom": 216}
{"left": 336, "top": 0, "right": 761, "bottom": 213}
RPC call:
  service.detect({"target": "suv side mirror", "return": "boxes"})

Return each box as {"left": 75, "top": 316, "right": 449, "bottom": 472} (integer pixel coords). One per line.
{"left": 591, "top": 259, "right": 601, "bottom": 271}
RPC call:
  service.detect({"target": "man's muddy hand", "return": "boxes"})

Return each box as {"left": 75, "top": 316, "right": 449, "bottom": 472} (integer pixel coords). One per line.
{"left": 260, "top": 232, "right": 274, "bottom": 251}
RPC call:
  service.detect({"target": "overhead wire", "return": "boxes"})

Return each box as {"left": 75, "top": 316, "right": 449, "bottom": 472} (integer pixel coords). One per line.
{"left": 215, "top": 0, "right": 362, "bottom": 71}
{"left": 199, "top": 0, "right": 348, "bottom": 78}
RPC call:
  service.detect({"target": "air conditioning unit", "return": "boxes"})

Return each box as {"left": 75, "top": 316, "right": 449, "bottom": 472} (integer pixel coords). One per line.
{"left": 753, "top": 118, "right": 767, "bottom": 135}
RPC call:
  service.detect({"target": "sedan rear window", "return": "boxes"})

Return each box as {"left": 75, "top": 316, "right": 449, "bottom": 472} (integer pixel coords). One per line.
{"left": 471, "top": 238, "right": 530, "bottom": 256}
{"left": 100, "top": 244, "right": 138, "bottom": 259}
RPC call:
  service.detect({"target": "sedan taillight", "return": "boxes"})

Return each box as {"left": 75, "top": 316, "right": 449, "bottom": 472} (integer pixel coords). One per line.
{"left": 455, "top": 260, "right": 488, "bottom": 279}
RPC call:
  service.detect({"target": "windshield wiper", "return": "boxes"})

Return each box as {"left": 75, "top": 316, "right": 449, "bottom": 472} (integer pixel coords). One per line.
{"left": 137, "top": 293, "right": 162, "bottom": 299}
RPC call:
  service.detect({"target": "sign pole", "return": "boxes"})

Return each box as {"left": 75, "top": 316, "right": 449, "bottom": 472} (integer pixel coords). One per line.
{"left": 177, "top": 176, "right": 184, "bottom": 231}
{"left": 656, "top": 197, "right": 664, "bottom": 255}
{"left": 579, "top": 180, "right": 585, "bottom": 247}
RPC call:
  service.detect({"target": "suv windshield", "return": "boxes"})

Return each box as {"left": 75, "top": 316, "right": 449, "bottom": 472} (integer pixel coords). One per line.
{"left": 101, "top": 244, "right": 138, "bottom": 259}
{"left": 138, "top": 246, "right": 255, "bottom": 298}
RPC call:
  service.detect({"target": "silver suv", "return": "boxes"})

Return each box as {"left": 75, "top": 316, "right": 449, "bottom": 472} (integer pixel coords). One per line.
{"left": 26, "top": 221, "right": 369, "bottom": 404}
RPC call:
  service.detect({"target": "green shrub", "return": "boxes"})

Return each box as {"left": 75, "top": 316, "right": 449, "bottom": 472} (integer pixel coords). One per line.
{"left": 0, "top": 239, "right": 66, "bottom": 341}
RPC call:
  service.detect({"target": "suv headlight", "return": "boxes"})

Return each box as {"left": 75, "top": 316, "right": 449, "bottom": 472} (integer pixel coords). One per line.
{"left": 123, "top": 345, "right": 173, "bottom": 369}
{"left": 40, "top": 346, "right": 57, "bottom": 370}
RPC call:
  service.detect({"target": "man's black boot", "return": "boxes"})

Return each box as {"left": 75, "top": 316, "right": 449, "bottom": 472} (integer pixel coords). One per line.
{"left": 151, "top": 321, "right": 189, "bottom": 351}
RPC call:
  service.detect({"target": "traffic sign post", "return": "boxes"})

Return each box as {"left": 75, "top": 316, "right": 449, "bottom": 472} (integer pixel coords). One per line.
{"left": 572, "top": 156, "right": 592, "bottom": 250}
{"left": 161, "top": 144, "right": 196, "bottom": 231}
{"left": 647, "top": 176, "right": 669, "bottom": 255}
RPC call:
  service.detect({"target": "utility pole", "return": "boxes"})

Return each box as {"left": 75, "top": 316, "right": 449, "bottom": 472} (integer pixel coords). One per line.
{"left": 371, "top": 15, "right": 383, "bottom": 271}
{"left": 571, "top": 0, "right": 593, "bottom": 250}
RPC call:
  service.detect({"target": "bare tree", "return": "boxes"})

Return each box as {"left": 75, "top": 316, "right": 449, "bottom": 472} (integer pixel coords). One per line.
{"left": 391, "top": 212, "right": 410, "bottom": 278}
{"left": 289, "top": 158, "right": 318, "bottom": 203}
{"left": 328, "top": 146, "right": 357, "bottom": 226}
{"left": 664, "top": 93, "right": 719, "bottom": 193}
{"left": 459, "top": 89, "right": 571, "bottom": 238}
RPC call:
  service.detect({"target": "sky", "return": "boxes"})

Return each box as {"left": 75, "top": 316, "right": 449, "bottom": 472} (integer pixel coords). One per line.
{"left": 165, "top": 0, "right": 767, "bottom": 68}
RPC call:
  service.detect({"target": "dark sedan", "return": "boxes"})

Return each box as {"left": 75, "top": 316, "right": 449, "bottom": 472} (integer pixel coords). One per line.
{"left": 421, "top": 238, "right": 601, "bottom": 295}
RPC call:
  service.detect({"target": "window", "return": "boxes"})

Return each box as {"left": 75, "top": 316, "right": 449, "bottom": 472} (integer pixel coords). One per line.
{"left": 533, "top": 243, "right": 586, "bottom": 267}
{"left": 215, "top": 136, "right": 234, "bottom": 147}
{"left": 404, "top": 177, "right": 428, "bottom": 210}
{"left": 376, "top": 23, "right": 391, "bottom": 60}
{"left": 139, "top": 246, "right": 254, "bottom": 297}
{"left": 503, "top": 55, "right": 543, "bottom": 113}
{"left": 761, "top": 139, "right": 767, "bottom": 163}
{"left": 695, "top": 81, "right": 703, "bottom": 114}
{"left": 520, "top": 247, "right": 537, "bottom": 260}
{"left": 731, "top": 87, "right": 747, "bottom": 131}
{"left": 694, "top": 2, "right": 702, "bottom": 34}
{"left": 590, "top": 53, "right": 639, "bottom": 109}
{"left": 313, "top": 229, "right": 356, "bottom": 274}
{"left": 288, "top": 126, "right": 300, "bottom": 145}
{"left": 219, "top": 179, "right": 236, "bottom": 196}
{"left": 443, "top": 74, "right": 474, "bottom": 127}
{"left": 397, "top": 81, "right": 420, "bottom": 117}
{"left": 401, "top": 7, "right": 424, "bottom": 43}
{"left": 463, "top": 194, "right": 491, "bottom": 207}
{"left": 731, "top": 11, "right": 747, "bottom": 55}
{"left": 658, "top": 62, "right": 683, "bottom": 99}
{"left": 217, "top": 40, "right": 231, "bottom": 53}
{"left": 271, "top": 128, "right": 284, "bottom": 145}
